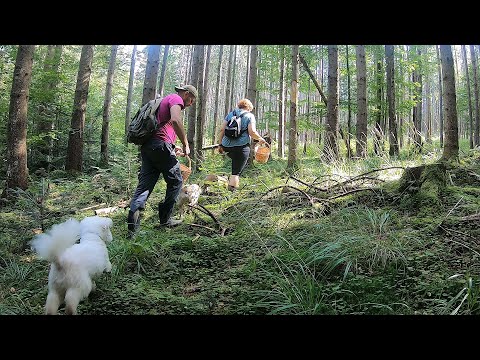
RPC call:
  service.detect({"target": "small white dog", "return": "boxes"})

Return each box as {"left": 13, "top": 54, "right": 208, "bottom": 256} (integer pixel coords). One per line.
{"left": 30, "top": 216, "right": 113, "bottom": 315}
{"left": 177, "top": 184, "right": 201, "bottom": 218}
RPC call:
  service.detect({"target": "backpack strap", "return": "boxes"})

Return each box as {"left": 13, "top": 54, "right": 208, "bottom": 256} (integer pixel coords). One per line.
{"left": 237, "top": 110, "right": 249, "bottom": 135}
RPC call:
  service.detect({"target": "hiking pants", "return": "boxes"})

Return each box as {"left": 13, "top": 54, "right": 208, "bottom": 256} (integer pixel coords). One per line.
{"left": 224, "top": 143, "right": 251, "bottom": 175}
{"left": 129, "top": 138, "right": 183, "bottom": 224}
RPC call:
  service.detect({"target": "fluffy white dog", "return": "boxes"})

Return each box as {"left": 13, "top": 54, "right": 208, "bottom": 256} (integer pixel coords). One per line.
{"left": 177, "top": 183, "right": 201, "bottom": 218}
{"left": 30, "top": 216, "right": 113, "bottom": 315}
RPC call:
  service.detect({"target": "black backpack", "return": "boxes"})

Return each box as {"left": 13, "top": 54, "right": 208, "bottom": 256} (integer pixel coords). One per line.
{"left": 127, "top": 97, "right": 162, "bottom": 145}
{"left": 224, "top": 110, "right": 249, "bottom": 139}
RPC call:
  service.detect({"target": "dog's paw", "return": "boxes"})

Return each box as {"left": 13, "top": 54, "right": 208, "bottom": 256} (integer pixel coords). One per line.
{"left": 105, "top": 262, "right": 112, "bottom": 273}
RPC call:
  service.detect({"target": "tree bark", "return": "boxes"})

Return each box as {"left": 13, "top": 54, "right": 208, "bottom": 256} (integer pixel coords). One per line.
{"left": 440, "top": 45, "right": 459, "bottom": 161}
{"left": 436, "top": 45, "right": 444, "bottom": 148}
{"left": 211, "top": 45, "right": 223, "bottom": 145}
{"left": 278, "top": 45, "right": 286, "bottom": 158}
{"left": 470, "top": 45, "right": 480, "bottom": 146}
{"left": 65, "top": 45, "right": 94, "bottom": 172}
{"left": 224, "top": 45, "right": 234, "bottom": 116}
{"left": 385, "top": 45, "right": 399, "bottom": 156}
{"left": 125, "top": 45, "right": 137, "bottom": 144}
{"left": 287, "top": 45, "right": 299, "bottom": 170}
{"left": 141, "top": 45, "right": 161, "bottom": 106}
{"left": 356, "top": 45, "right": 368, "bottom": 158}
{"left": 158, "top": 44, "right": 170, "bottom": 97}
{"left": 100, "top": 45, "right": 118, "bottom": 166}
{"left": 187, "top": 45, "right": 201, "bottom": 157}
{"left": 323, "top": 45, "right": 339, "bottom": 161}
{"left": 4, "top": 45, "right": 35, "bottom": 195}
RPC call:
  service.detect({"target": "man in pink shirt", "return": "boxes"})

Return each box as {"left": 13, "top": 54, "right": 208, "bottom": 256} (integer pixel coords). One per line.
{"left": 127, "top": 85, "right": 197, "bottom": 236}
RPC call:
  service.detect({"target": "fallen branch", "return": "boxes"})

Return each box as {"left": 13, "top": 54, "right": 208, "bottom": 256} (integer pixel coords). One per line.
{"left": 94, "top": 206, "right": 118, "bottom": 215}
{"left": 330, "top": 166, "right": 405, "bottom": 190}
{"left": 288, "top": 176, "right": 328, "bottom": 192}
{"left": 78, "top": 203, "right": 107, "bottom": 212}
{"left": 190, "top": 203, "right": 220, "bottom": 227}
{"left": 187, "top": 223, "right": 217, "bottom": 232}
{"left": 261, "top": 185, "right": 316, "bottom": 205}
{"left": 328, "top": 188, "right": 376, "bottom": 200}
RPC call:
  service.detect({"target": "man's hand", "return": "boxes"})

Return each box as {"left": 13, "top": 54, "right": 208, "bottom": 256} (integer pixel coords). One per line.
{"left": 175, "top": 145, "right": 184, "bottom": 157}
{"left": 183, "top": 143, "right": 190, "bottom": 156}
{"left": 217, "top": 145, "right": 225, "bottom": 154}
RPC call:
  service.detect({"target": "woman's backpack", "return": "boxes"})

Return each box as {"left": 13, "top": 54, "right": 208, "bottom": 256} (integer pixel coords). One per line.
{"left": 224, "top": 111, "right": 249, "bottom": 138}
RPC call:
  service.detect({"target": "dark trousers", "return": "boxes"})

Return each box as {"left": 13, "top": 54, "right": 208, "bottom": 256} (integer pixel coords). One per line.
{"left": 224, "top": 144, "right": 251, "bottom": 175}
{"left": 129, "top": 139, "right": 183, "bottom": 224}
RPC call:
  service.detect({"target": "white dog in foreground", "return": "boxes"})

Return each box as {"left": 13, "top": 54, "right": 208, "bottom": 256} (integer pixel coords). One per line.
{"left": 30, "top": 216, "right": 113, "bottom": 315}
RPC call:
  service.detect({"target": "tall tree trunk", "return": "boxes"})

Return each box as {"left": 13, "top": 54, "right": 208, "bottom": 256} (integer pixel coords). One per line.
{"left": 65, "top": 45, "right": 94, "bottom": 173}
{"left": 141, "top": 45, "right": 161, "bottom": 106}
{"left": 230, "top": 45, "right": 237, "bottom": 109}
{"left": 356, "top": 45, "right": 368, "bottom": 158}
{"left": 425, "top": 76, "right": 432, "bottom": 143}
{"left": 385, "top": 45, "right": 399, "bottom": 156}
{"left": 245, "top": 45, "right": 251, "bottom": 97}
{"left": 100, "top": 45, "right": 118, "bottom": 166}
{"left": 36, "top": 45, "right": 63, "bottom": 170}
{"left": 413, "top": 46, "right": 423, "bottom": 151}
{"left": 304, "top": 79, "right": 310, "bottom": 155}
{"left": 374, "top": 46, "right": 384, "bottom": 155}
{"left": 224, "top": 45, "right": 234, "bottom": 116}
{"left": 440, "top": 45, "right": 459, "bottom": 161}
{"left": 462, "top": 45, "right": 474, "bottom": 149}
{"left": 212, "top": 45, "right": 223, "bottom": 145}
{"left": 3, "top": 45, "right": 35, "bottom": 196}
{"left": 196, "top": 45, "right": 210, "bottom": 167}
{"left": 187, "top": 45, "right": 201, "bottom": 157}
{"left": 345, "top": 45, "right": 352, "bottom": 158}
{"left": 323, "top": 45, "right": 339, "bottom": 161}
{"left": 247, "top": 45, "right": 258, "bottom": 115}
{"left": 125, "top": 45, "right": 137, "bottom": 144}
{"left": 470, "top": 45, "right": 480, "bottom": 146}
{"left": 247, "top": 45, "right": 259, "bottom": 166}
{"left": 278, "top": 45, "right": 286, "bottom": 158}
{"left": 436, "top": 45, "right": 444, "bottom": 148}
{"left": 184, "top": 45, "right": 192, "bottom": 85}
{"left": 158, "top": 44, "right": 170, "bottom": 97}
{"left": 287, "top": 45, "right": 299, "bottom": 170}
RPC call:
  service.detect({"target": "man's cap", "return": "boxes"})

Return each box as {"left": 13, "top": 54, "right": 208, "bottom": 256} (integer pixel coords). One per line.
{"left": 174, "top": 84, "right": 198, "bottom": 99}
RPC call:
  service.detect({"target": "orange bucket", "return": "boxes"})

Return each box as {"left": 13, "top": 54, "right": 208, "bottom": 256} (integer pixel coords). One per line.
{"left": 179, "top": 155, "right": 192, "bottom": 182}
{"left": 255, "top": 143, "right": 270, "bottom": 163}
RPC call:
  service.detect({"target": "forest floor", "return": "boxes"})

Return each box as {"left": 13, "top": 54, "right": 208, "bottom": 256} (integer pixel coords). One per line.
{"left": 1, "top": 144, "right": 479, "bottom": 315}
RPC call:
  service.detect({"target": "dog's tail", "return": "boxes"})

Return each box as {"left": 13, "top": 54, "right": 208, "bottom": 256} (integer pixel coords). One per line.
{"left": 30, "top": 218, "right": 81, "bottom": 262}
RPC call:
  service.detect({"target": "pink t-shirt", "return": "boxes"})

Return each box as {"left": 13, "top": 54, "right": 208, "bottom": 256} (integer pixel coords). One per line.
{"left": 153, "top": 93, "right": 185, "bottom": 143}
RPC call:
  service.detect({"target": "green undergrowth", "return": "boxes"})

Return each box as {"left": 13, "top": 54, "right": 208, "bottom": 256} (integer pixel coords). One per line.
{"left": 1, "top": 146, "right": 479, "bottom": 315}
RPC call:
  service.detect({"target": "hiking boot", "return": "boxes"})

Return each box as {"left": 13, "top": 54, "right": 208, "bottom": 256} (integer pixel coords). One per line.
{"left": 159, "top": 218, "right": 183, "bottom": 227}
{"left": 127, "top": 209, "right": 141, "bottom": 234}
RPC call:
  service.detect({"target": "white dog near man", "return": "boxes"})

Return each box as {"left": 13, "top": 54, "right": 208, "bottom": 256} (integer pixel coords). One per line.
{"left": 30, "top": 216, "right": 113, "bottom": 315}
